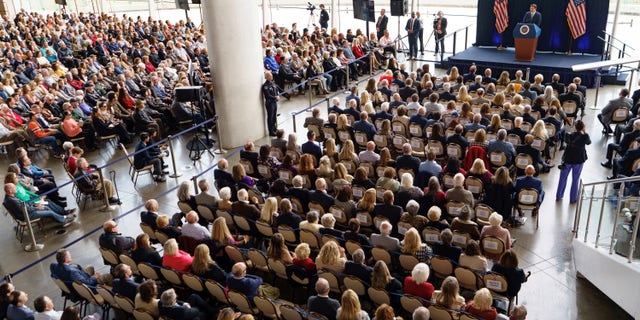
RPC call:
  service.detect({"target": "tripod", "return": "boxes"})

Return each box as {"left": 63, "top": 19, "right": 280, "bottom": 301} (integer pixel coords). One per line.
{"left": 307, "top": 10, "right": 318, "bottom": 27}
{"left": 395, "top": 17, "right": 409, "bottom": 55}
{"left": 185, "top": 99, "right": 215, "bottom": 161}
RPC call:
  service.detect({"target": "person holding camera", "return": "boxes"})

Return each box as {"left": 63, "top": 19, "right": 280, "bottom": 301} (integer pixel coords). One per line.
{"left": 433, "top": 11, "right": 447, "bottom": 57}
{"left": 556, "top": 119, "right": 590, "bottom": 203}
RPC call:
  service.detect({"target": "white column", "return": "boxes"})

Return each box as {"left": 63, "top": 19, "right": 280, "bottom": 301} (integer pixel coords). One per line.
{"left": 330, "top": 0, "right": 335, "bottom": 30}
{"left": 202, "top": 0, "right": 265, "bottom": 148}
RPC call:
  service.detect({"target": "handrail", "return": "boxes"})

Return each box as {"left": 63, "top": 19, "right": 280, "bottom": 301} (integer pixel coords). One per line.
{"left": 443, "top": 24, "right": 474, "bottom": 41}
{"left": 601, "top": 30, "right": 635, "bottom": 52}
{"left": 573, "top": 175, "right": 640, "bottom": 263}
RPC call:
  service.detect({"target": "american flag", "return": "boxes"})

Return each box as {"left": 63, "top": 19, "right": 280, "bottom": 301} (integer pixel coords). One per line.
{"left": 566, "top": 0, "right": 587, "bottom": 39}
{"left": 494, "top": 0, "right": 509, "bottom": 34}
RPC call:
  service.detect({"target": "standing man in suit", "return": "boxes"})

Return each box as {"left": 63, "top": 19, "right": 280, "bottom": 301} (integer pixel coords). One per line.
{"left": 405, "top": 12, "right": 421, "bottom": 60}
{"left": 376, "top": 9, "right": 389, "bottom": 41}
{"left": 433, "top": 11, "right": 447, "bottom": 57}
{"left": 319, "top": 4, "right": 330, "bottom": 29}
{"left": 522, "top": 3, "right": 542, "bottom": 27}
{"left": 263, "top": 71, "right": 280, "bottom": 137}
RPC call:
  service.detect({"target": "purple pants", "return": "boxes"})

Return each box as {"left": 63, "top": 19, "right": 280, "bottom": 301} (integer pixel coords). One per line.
{"left": 556, "top": 163, "right": 584, "bottom": 202}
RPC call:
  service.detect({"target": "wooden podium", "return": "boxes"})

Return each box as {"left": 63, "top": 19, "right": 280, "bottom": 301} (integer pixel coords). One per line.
{"left": 513, "top": 23, "right": 541, "bottom": 62}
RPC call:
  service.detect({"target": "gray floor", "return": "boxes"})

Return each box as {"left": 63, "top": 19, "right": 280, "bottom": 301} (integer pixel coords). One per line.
{"left": 0, "top": 73, "right": 636, "bottom": 319}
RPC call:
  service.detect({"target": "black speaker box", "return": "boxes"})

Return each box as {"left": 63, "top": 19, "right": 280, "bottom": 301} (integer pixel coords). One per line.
{"left": 390, "top": 0, "right": 408, "bottom": 16}
{"left": 55, "top": 0, "right": 67, "bottom": 5}
{"left": 176, "top": 0, "right": 189, "bottom": 10}
{"left": 175, "top": 86, "right": 202, "bottom": 102}
{"left": 192, "top": 0, "right": 201, "bottom": 4}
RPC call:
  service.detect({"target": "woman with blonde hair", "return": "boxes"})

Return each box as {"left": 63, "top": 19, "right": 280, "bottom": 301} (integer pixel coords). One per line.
{"left": 336, "top": 289, "right": 370, "bottom": 320}
{"left": 162, "top": 238, "right": 193, "bottom": 272}
{"left": 260, "top": 197, "right": 279, "bottom": 226}
{"left": 465, "top": 288, "right": 498, "bottom": 320}
{"left": 378, "top": 147, "right": 395, "bottom": 167}
{"left": 267, "top": 233, "right": 293, "bottom": 264}
{"left": 337, "top": 114, "right": 352, "bottom": 131}
{"left": 333, "top": 162, "right": 354, "bottom": 190}
{"left": 315, "top": 239, "right": 347, "bottom": 272}
{"left": 372, "top": 91, "right": 385, "bottom": 107}
{"left": 471, "top": 129, "right": 488, "bottom": 149}
{"left": 432, "top": 276, "right": 465, "bottom": 315}
{"left": 503, "top": 83, "right": 516, "bottom": 97}
{"left": 403, "top": 263, "right": 434, "bottom": 300}
{"left": 491, "top": 92, "right": 506, "bottom": 108}
{"left": 531, "top": 119, "right": 550, "bottom": 160}
{"left": 324, "top": 138, "right": 339, "bottom": 165}
{"left": 356, "top": 188, "right": 377, "bottom": 213}
{"left": 543, "top": 85, "right": 556, "bottom": 106}
{"left": 317, "top": 155, "right": 335, "bottom": 179}
{"left": 156, "top": 215, "right": 182, "bottom": 239}
{"left": 211, "top": 216, "right": 248, "bottom": 246}
{"left": 360, "top": 91, "right": 371, "bottom": 107}
{"left": 190, "top": 244, "right": 226, "bottom": 283}
{"left": 338, "top": 140, "right": 359, "bottom": 165}
{"left": 456, "top": 85, "right": 471, "bottom": 103}
{"left": 468, "top": 158, "right": 493, "bottom": 187}
{"left": 487, "top": 114, "right": 503, "bottom": 134}
{"left": 401, "top": 227, "right": 430, "bottom": 262}
{"left": 371, "top": 260, "right": 403, "bottom": 294}
{"left": 292, "top": 243, "right": 317, "bottom": 274}
{"left": 287, "top": 133, "right": 301, "bottom": 153}
{"left": 363, "top": 102, "right": 375, "bottom": 116}
{"left": 497, "top": 71, "right": 510, "bottom": 86}
{"left": 448, "top": 66, "right": 459, "bottom": 81}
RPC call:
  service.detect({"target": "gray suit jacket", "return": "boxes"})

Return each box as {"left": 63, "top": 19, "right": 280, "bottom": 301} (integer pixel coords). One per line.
{"left": 370, "top": 234, "right": 400, "bottom": 251}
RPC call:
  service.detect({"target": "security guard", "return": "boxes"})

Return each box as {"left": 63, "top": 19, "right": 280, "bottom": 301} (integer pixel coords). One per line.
{"left": 262, "top": 71, "right": 280, "bottom": 136}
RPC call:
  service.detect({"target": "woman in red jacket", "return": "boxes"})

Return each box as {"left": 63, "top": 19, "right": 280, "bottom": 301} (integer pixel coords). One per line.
{"left": 403, "top": 262, "right": 435, "bottom": 301}
{"left": 162, "top": 238, "right": 193, "bottom": 272}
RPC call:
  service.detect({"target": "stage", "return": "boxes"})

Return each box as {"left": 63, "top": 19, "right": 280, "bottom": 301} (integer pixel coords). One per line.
{"left": 444, "top": 46, "right": 602, "bottom": 88}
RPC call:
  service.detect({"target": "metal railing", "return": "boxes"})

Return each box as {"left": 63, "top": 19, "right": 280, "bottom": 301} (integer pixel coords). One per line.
{"left": 573, "top": 176, "right": 640, "bottom": 263}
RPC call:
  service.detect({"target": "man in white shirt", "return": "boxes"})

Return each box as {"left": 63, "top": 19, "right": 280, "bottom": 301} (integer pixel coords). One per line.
{"left": 299, "top": 211, "right": 323, "bottom": 233}
{"left": 33, "top": 296, "right": 62, "bottom": 320}
{"left": 358, "top": 141, "right": 380, "bottom": 165}
{"left": 180, "top": 211, "right": 210, "bottom": 240}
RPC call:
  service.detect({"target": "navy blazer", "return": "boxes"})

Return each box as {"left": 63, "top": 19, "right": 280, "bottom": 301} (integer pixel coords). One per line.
{"left": 514, "top": 176, "right": 544, "bottom": 204}
{"left": 353, "top": 120, "right": 376, "bottom": 140}
{"left": 50, "top": 262, "right": 97, "bottom": 286}
{"left": 301, "top": 141, "right": 323, "bottom": 162}
{"left": 522, "top": 11, "right": 542, "bottom": 27}
{"left": 133, "top": 141, "right": 153, "bottom": 169}
{"left": 309, "top": 190, "right": 334, "bottom": 211}
{"left": 141, "top": 211, "right": 159, "bottom": 229}
{"left": 286, "top": 187, "right": 311, "bottom": 212}
{"left": 112, "top": 278, "right": 139, "bottom": 301}
{"left": 432, "top": 243, "right": 462, "bottom": 264}
{"left": 344, "top": 262, "right": 373, "bottom": 284}
{"left": 226, "top": 274, "right": 262, "bottom": 301}
{"left": 276, "top": 212, "right": 303, "bottom": 229}
{"left": 159, "top": 301, "right": 202, "bottom": 320}
{"left": 372, "top": 203, "right": 403, "bottom": 234}
{"left": 307, "top": 295, "right": 341, "bottom": 320}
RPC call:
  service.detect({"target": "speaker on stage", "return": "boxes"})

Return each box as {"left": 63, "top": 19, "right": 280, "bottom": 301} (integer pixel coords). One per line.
{"left": 54, "top": 0, "right": 67, "bottom": 5}
{"left": 175, "top": 86, "right": 203, "bottom": 102}
{"left": 390, "top": 0, "right": 407, "bottom": 16}
{"left": 191, "top": 0, "right": 200, "bottom": 4}
{"left": 176, "top": 0, "right": 189, "bottom": 10}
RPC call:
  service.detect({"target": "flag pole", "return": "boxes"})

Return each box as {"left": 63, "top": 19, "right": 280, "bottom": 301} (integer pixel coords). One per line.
{"left": 498, "top": 33, "right": 504, "bottom": 51}
{"left": 568, "top": 37, "right": 573, "bottom": 56}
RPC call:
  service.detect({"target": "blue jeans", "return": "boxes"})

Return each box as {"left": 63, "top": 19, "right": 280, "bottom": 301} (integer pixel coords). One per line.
{"left": 36, "top": 136, "right": 60, "bottom": 155}
{"left": 30, "top": 208, "right": 65, "bottom": 223}
{"left": 46, "top": 201, "right": 66, "bottom": 215}
{"left": 556, "top": 163, "right": 584, "bottom": 202}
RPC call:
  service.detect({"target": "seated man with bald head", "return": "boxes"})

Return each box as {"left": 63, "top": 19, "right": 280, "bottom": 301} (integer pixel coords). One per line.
{"left": 307, "top": 278, "right": 340, "bottom": 320}
{"left": 226, "top": 262, "right": 263, "bottom": 302}
{"left": 98, "top": 220, "right": 135, "bottom": 261}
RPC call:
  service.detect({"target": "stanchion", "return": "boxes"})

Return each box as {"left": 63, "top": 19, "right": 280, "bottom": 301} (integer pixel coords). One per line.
{"left": 291, "top": 112, "right": 298, "bottom": 133}
{"left": 307, "top": 80, "right": 313, "bottom": 108}
{"left": 167, "top": 135, "right": 182, "bottom": 178}
{"left": 590, "top": 74, "right": 602, "bottom": 110}
{"left": 369, "top": 54, "right": 373, "bottom": 76}
{"left": 346, "top": 64, "right": 350, "bottom": 86}
{"left": 213, "top": 118, "right": 227, "bottom": 155}
{"left": 97, "top": 169, "right": 115, "bottom": 211}
{"left": 22, "top": 203, "right": 43, "bottom": 252}
{"left": 525, "top": 67, "right": 531, "bottom": 82}
{"left": 192, "top": 176, "right": 199, "bottom": 194}
{"left": 325, "top": 97, "right": 331, "bottom": 114}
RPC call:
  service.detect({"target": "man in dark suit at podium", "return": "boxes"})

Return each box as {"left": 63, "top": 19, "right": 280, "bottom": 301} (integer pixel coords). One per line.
{"left": 522, "top": 4, "right": 542, "bottom": 27}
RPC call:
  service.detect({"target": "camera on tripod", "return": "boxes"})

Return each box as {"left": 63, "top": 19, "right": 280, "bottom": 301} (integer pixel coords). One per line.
{"left": 306, "top": 2, "right": 316, "bottom": 12}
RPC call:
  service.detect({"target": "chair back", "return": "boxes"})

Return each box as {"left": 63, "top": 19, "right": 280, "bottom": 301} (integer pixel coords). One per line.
{"left": 371, "top": 247, "right": 392, "bottom": 265}
{"left": 430, "top": 256, "right": 454, "bottom": 279}
{"left": 177, "top": 201, "right": 193, "bottom": 214}
{"left": 254, "top": 295, "right": 280, "bottom": 319}
{"left": 337, "top": 130, "right": 351, "bottom": 143}
{"left": 133, "top": 309, "right": 155, "bottom": 320}
{"left": 277, "top": 226, "right": 298, "bottom": 244}
{"left": 427, "top": 140, "right": 444, "bottom": 157}
{"left": 288, "top": 197, "right": 304, "bottom": 214}
{"left": 205, "top": 280, "right": 229, "bottom": 304}
{"left": 545, "top": 123, "right": 556, "bottom": 138}
{"left": 279, "top": 304, "right": 304, "bottom": 320}
{"left": 562, "top": 101, "right": 577, "bottom": 116}
{"left": 340, "top": 160, "right": 357, "bottom": 174}
{"left": 452, "top": 231, "right": 470, "bottom": 249}
{"left": 507, "top": 134, "right": 521, "bottom": 146}
{"left": 99, "top": 247, "right": 120, "bottom": 266}
{"left": 255, "top": 220, "right": 275, "bottom": 238}
{"left": 422, "top": 227, "right": 441, "bottom": 244}
{"left": 137, "top": 263, "right": 161, "bottom": 280}
{"left": 368, "top": 287, "right": 391, "bottom": 306}
{"left": 354, "top": 131, "right": 368, "bottom": 149}
{"left": 160, "top": 267, "right": 183, "bottom": 286}
{"left": 531, "top": 138, "right": 546, "bottom": 152}
{"left": 517, "top": 188, "right": 539, "bottom": 207}
{"left": 228, "top": 290, "right": 257, "bottom": 314}
{"left": 445, "top": 201, "right": 465, "bottom": 218}
{"left": 483, "top": 272, "right": 509, "bottom": 297}
{"left": 474, "top": 203, "right": 493, "bottom": 226}
{"left": 268, "top": 258, "right": 289, "bottom": 280}
{"left": 225, "top": 245, "right": 246, "bottom": 264}
{"left": 399, "top": 254, "right": 420, "bottom": 273}
{"left": 72, "top": 281, "right": 103, "bottom": 306}
{"left": 358, "top": 162, "right": 376, "bottom": 178}
{"left": 442, "top": 173, "right": 455, "bottom": 189}
{"left": 392, "top": 120, "right": 407, "bottom": 136}
{"left": 118, "top": 254, "right": 140, "bottom": 276}
{"left": 233, "top": 215, "right": 253, "bottom": 234}
{"left": 355, "top": 210, "right": 373, "bottom": 228}
{"left": 397, "top": 221, "right": 412, "bottom": 235}
{"left": 286, "top": 150, "right": 301, "bottom": 165}
{"left": 329, "top": 205, "right": 347, "bottom": 225}
{"left": 400, "top": 295, "right": 425, "bottom": 314}
{"left": 299, "top": 229, "right": 321, "bottom": 250}
{"left": 239, "top": 159, "right": 255, "bottom": 175}
{"left": 502, "top": 119, "right": 513, "bottom": 130}
{"left": 114, "top": 293, "right": 135, "bottom": 314}
{"left": 318, "top": 269, "right": 342, "bottom": 294}
{"left": 96, "top": 286, "right": 118, "bottom": 309}
{"left": 216, "top": 210, "right": 236, "bottom": 230}
{"left": 247, "top": 249, "right": 270, "bottom": 273}
{"left": 373, "top": 133, "right": 388, "bottom": 150}
{"left": 464, "top": 176, "right": 483, "bottom": 196}
{"left": 351, "top": 186, "right": 366, "bottom": 200}
{"left": 343, "top": 275, "right": 368, "bottom": 296}
{"left": 514, "top": 153, "right": 533, "bottom": 170}
{"left": 454, "top": 266, "right": 482, "bottom": 292}
{"left": 277, "top": 169, "right": 294, "bottom": 184}
{"left": 521, "top": 122, "right": 532, "bottom": 132}
{"left": 409, "top": 123, "right": 424, "bottom": 137}
{"left": 196, "top": 205, "right": 215, "bottom": 222}
{"left": 393, "top": 135, "right": 408, "bottom": 151}
{"left": 139, "top": 223, "right": 157, "bottom": 242}
{"left": 428, "top": 305, "right": 455, "bottom": 320}
{"left": 447, "top": 143, "right": 463, "bottom": 159}
{"left": 489, "top": 151, "right": 507, "bottom": 168}
{"left": 182, "top": 273, "right": 205, "bottom": 292}
{"left": 398, "top": 167, "right": 415, "bottom": 178}
{"left": 306, "top": 201, "right": 323, "bottom": 215}
{"left": 480, "top": 236, "right": 506, "bottom": 259}
{"left": 322, "top": 126, "right": 337, "bottom": 141}
{"left": 612, "top": 108, "right": 630, "bottom": 123}
{"left": 345, "top": 240, "right": 363, "bottom": 257}
{"left": 257, "top": 164, "right": 273, "bottom": 179}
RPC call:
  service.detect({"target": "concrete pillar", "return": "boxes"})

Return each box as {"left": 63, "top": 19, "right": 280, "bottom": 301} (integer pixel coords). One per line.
{"left": 202, "top": 0, "right": 265, "bottom": 148}
{"left": 330, "top": 0, "right": 335, "bottom": 30}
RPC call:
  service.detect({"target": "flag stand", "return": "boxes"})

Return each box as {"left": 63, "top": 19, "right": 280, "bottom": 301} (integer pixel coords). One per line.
{"left": 568, "top": 38, "right": 573, "bottom": 56}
